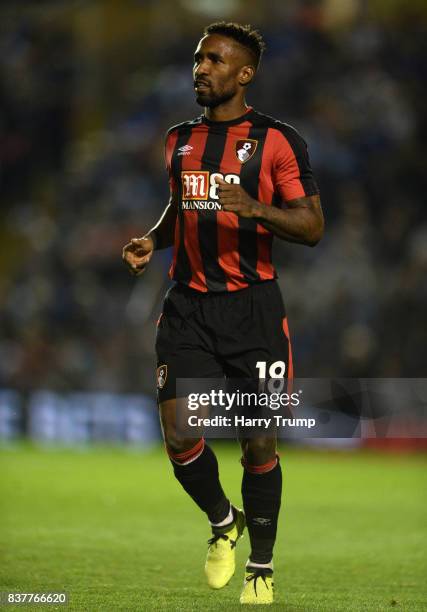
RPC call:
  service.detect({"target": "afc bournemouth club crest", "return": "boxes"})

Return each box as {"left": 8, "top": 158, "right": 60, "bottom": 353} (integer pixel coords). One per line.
{"left": 157, "top": 364, "right": 167, "bottom": 389}
{"left": 235, "top": 139, "right": 258, "bottom": 163}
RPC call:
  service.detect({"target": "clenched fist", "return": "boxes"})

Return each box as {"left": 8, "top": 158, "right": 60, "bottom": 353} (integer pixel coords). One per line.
{"left": 122, "top": 235, "right": 154, "bottom": 276}
{"left": 215, "top": 177, "right": 260, "bottom": 218}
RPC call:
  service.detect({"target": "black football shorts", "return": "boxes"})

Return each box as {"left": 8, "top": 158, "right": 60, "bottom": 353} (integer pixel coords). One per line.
{"left": 155, "top": 280, "right": 293, "bottom": 403}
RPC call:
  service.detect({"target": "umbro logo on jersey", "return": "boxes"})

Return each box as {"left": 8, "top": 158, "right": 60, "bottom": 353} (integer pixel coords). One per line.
{"left": 177, "top": 144, "right": 193, "bottom": 156}
{"left": 235, "top": 139, "right": 258, "bottom": 163}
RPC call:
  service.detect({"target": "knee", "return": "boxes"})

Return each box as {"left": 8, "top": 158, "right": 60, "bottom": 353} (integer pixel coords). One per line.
{"left": 162, "top": 422, "right": 186, "bottom": 454}
{"left": 160, "top": 399, "right": 203, "bottom": 459}
{"left": 162, "top": 422, "right": 204, "bottom": 463}
{"left": 242, "top": 437, "right": 276, "bottom": 467}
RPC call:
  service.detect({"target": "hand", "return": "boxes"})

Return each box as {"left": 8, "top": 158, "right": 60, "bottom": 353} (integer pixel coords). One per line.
{"left": 122, "top": 235, "right": 154, "bottom": 276}
{"left": 216, "top": 177, "right": 260, "bottom": 218}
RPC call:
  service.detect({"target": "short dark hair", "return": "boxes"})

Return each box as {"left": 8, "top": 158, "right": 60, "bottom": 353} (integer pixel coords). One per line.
{"left": 203, "top": 22, "right": 266, "bottom": 69}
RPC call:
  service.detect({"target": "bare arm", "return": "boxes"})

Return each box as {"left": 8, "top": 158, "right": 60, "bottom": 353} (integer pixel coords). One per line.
{"left": 253, "top": 194, "right": 324, "bottom": 246}
{"left": 122, "top": 191, "right": 178, "bottom": 276}
{"left": 216, "top": 178, "right": 324, "bottom": 247}
{"left": 147, "top": 191, "right": 178, "bottom": 250}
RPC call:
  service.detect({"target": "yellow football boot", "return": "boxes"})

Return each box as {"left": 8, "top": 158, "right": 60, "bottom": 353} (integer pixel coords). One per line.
{"left": 240, "top": 566, "right": 274, "bottom": 605}
{"left": 204, "top": 506, "right": 246, "bottom": 589}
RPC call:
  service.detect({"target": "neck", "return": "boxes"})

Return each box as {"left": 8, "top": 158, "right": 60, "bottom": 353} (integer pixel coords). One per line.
{"left": 204, "top": 97, "right": 249, "bottom": 122}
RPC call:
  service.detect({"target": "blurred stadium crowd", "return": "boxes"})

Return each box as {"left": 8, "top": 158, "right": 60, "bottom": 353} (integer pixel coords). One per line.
{"left": 1, "top": 0, "right": 426, "bottom": 399}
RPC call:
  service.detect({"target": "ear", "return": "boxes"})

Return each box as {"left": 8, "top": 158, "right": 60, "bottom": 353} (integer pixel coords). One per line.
{"left": 238, "top": 65, "right": 255, "bottom": 86}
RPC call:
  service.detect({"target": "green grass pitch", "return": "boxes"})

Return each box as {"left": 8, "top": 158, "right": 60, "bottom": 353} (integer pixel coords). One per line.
{"left": 0, "top": 443, "right": 426, "bottom": 611}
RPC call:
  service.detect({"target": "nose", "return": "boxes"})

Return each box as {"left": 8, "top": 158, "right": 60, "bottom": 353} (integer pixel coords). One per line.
{"left": 194, "top": 58, "right": 210, "bottom": 77}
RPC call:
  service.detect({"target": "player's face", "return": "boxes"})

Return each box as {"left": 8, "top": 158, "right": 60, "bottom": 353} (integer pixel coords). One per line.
{"left": 193, "top": 35, "right": 247, "bottom": 108}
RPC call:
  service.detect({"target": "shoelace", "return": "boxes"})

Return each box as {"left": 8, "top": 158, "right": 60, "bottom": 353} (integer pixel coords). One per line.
{"left": 207, "top": 533, "right": 237, "bottom": 549}
{"left": 246, "top": 568, "right": 271, "bottom": 596}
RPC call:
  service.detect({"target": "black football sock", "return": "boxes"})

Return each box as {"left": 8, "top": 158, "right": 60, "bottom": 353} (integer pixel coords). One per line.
{"left": 241, "top": 458, "right": 282, "bottom": 564}
{"left": 170, "top": 442, "right": 230, "bottom": 524}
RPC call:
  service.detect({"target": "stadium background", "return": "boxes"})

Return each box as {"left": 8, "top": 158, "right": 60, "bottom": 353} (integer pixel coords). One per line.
{"left": 1, "top": 1, "right": 426, "bottom": 610}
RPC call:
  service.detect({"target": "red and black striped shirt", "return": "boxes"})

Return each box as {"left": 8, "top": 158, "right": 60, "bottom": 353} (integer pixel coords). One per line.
{"left": 165, "top": 107, "right": 319, "bottom": 293}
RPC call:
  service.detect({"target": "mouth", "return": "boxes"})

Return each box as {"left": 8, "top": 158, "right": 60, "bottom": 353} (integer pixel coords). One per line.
{"left": 194, "top": 80, "right": 210, "bottom": 91}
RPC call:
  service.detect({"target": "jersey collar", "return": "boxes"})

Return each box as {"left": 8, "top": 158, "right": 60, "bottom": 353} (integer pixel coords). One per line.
{"left": 202, "top": 107, "right": 255, "bottom": 127}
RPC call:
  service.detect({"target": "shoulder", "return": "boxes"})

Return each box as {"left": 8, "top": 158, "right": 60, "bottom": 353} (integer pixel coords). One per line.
{"left": 166, "top": 115, "right": 204, "bottom": 139}
{"left": 251, "top": 110, "right": 307, "bottom": 147}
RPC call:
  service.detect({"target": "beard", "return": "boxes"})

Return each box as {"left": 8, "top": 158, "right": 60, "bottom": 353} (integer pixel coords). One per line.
{"left": 195, "top": 86, "right": 236, "bottom": 108}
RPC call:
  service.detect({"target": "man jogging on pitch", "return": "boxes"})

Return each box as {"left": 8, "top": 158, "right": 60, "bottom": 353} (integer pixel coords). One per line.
{"left": 123, "top": 22, "right": 323, "bottom": 605}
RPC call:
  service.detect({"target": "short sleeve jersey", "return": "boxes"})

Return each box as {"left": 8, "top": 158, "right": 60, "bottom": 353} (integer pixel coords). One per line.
{"left": 165, "top": 107, "right": 319, "bottom": 293}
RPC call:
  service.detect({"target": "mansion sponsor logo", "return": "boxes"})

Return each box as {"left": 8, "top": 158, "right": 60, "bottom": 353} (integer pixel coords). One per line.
{"left": 181, "top": 171, "right": 209, "bottom": 200}
{"left": 182, "top": 200, "right": 222, "bottom": 210}
{"left": 181, "top": 171, "right": 240, "bottom": 204}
